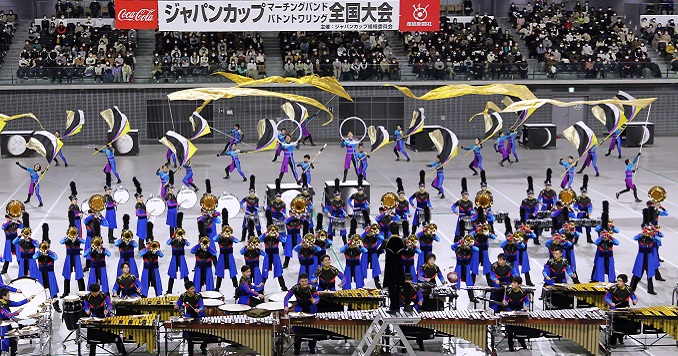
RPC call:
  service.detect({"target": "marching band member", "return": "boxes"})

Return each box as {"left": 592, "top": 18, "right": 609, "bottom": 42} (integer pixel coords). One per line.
{"left": 112, "top": 262, "right": 141, "bottom": 298}
{"left": 33, "top": 224, "right": 60, "bottom": 311}
{"left": 559, "top": 223, "right": 580, "bottom": 273}
{"left": 261, "top": 222, "right": 288, "bottom": 291}
{"left": 218, "top": 143, "right": 247, "bottom": 181}
{"left": 268, "top": 179, "right": 287, "bottom": 229}
{"left": 630, "top": 216, "right": 661, "bottom": 295}
{"left": 198, "top": 180, "right": 221, "bottom": 242}
{"left": 16, "top": 161, "right": 45, "bottom": 207}
{"left": 156, "top": 164, "right": 171, "bottom": 199}
{"left": 325, "top": 179, "right": 347, "bottom": 244}
{"left": 295, "top": 232, "right": 321, "bottom": 279}
{"left": 542, "top": 247, "right": 577, "bottom": 286}
{"left": 312, "top": 255, "right": 346, "bottom": 291}
{"left": 507, "top": 127, "right": 519, "bottom": 162}
{"left": 175, "top": 281, "right": 212, "bottom": 356}
{"left": 61, "top": 216, "right": 86, "bottom": 296}
{"left": 340, "top": 234, "right": 367, "bottom": 289}
{"left": 341, "top": 131, "right": 359, "bottom": 182}
{"left": 229, "top": 123, "right": 243, "bottom": 145}
{"left": 84, "top": 235, "right": 111, "bottom": 293}
{"left": 452, "top": 178, "right": 474, "bottom": 242}
{"left": 104, "top": 177, "right": 118, "bottom": 243}
{"left": 1, "top": 212, "right": 24, "bottom": 274}
{"left": 182, "top": 160, "right": 199, "bottom": 192}
{"left": 297, "top": 154, "right": 315, "bottom": 184}
{"left": 240, "top": 236, "right": 265, "bottom": 287}
{"left": 615, "top": 152, "right": 642, "bottom": 202}
{"left": 236, "top": 265, "right": 264, "bottom": 306}
{"left": 393, "top": 124, "right": 411, "bottom": 162}
{"left": 551, "top": 201, "right": 576, "bottom": 232}
{"left": 278, "top": 134, "right": 299, "bottom": 182}
{"left": 409, "top": 171, "right": 432, "bottom": 234}
{"left": 165, "top": 183, "right": 178, "bottom": 236}
{"left": 286, "top": 273, "right": 320, "bottom": 355}
{"left": 427, "top": 155, "right": 445, "bottom": 198}
{"left": 214, "top": 210, "right": 239, "bottom": 291}
{"left": 417, "top": 253, "right": 445, "bottom": 286}
{"left": 577, "top": 143, "right": 600, "bottom": 176}
{"left": 495, "top": 131, "right": 513, "bottom": 166}
{"left": 191, "top": 222, "right": 217, "bottom": 292}
{"left": 132, "top": 177, "right": 148, "bottom": 248}
{"left": 394, "top": 178, "right": 411, "bottom": 231}
{"left": 644, "top": 199, "right": 668, "bottom": 269}
{"left": 559, "top": 156, "right": 576, "bottom": 189}
{"left": 451, "top": 235, "right": 479, "bottom": 302}
{"left": 461, "top": 137, "right": 483, "bottom": 175}
{"left": 501, "top": 232, "right": 534, "bottom": 286}
{"left": 271, "top": 128, "right": 286, "bottom": 162}
{"left": 593, "top": 230, "right": 620, "bottom": 283}
{"left": 416, "top": 223, "right": 439, "bottom": 268}
{"left": 361, "top": 222, "right": 384, "bottom": 289}
{"left": 574, "top": 175, "right": 594, "bottom": 243}
{"left": 470, "top": 216, "right": 497, "bottom": 285}
{"left": 489, "top": 253, "right": 519, "bottom": 312}
{"left": 537, "top": 169, "right": 557, "bottom": 239}
{"left": 545, "top": 233, "right": 572, "bottom": 259}
{"left": 114, "top": 215, "right": 138, "bottom": 277}
{"left": 240, "top": 176, "right": 262, "bottom": 240}
{"left": 402, "top": 273, "right": 423, "bottom": 311}
{"left": 13, "top": 223, "right": 39, "bottom": 279}
{"left": 503, "top": 276, "right": 530, "bottom": 351}
{"left": 519, "top": 176, "right": 540, "bottom": 244}
{"left": 167, "top": 212, "right": 190, "bottom": 294}
{"left": 68, "top": 181, "right": 83, "bottom": 238}
{"left": 283, "top": 210, "right": 302, "bottom": 269}
{"left": 83, "top": 283, "right": 126, "bottom": 356}
{"left": 165, "top": 148, "right": 177, "bottom": 168}
{"left": 606, "top": 274, "right": 638, "bottom": 346}
{"left": 605, "top": 128, "right": 623, "bottom": 158}
{"left": 312, "top": 218, "right": 330, "bottom": 265}
{"left": 83, "top": 207, "right": 109, "bottom": 271}
{"left": 375, "top": 206, "right": 397, "bottom": 239}
{"left": 349, "top": 176, "right": 370, "bottom": 229}
{"left": 355, "top": 144, "right": 369, "bottom": 179}
{"left": 139, "top": 223, "right": 163, "bottom": 297}
{"left": 0, "top": 287, "right": 34, "bottom": 356}
{"left": 99, "top": 143, "right": 122, "bottom": 184}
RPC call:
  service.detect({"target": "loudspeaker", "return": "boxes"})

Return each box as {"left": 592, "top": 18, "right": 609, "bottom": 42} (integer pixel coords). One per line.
{"left": 265, "top": 183, "right": 315, "bottom": 208}
{"left": 1, "top": 131, "right": 34, "bottom": 158}
{"left": 323, "top": 180, "right": 371, "bottom": 215}
{"left": 108, "top": 129, "right": 139, "bottom": 156}
{"left": 623, "top": 122, "right": 654, "bottom": 147}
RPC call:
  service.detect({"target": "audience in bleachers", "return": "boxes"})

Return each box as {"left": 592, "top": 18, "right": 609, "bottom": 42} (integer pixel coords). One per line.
{"left": 153, "top": 31, "right": 264, "bottom": 82}
{"left": 54, "top": 0, "right": 115, "bottom": 19}
{"left": 509, "top": 0, "right": 662, "bottom": 78}
{"left": 278, "top": 31, "right": 401, "bottom": 81}
{"left": 17, "top": 16, "right": 136, "bottom": 83}
{"left": 640, "top": 16, "right": 678, "bottom": 72}
{"left": 0, "top": 10, "right": 19, "bottom": 67}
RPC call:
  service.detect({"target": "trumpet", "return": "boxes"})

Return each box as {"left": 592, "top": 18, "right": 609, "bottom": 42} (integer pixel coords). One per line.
{"left": 648, "top": 185, "right": 666, "bottom": 203}
{"left": 92, "top": 236, "right": 104, "bottom": 250}
{"left": 462, "top": 234, "right": 475, "bottom": 248}
{"left": 425, "top": 223, "right": 437, "bottom": 234}
{"left": 513, "top": 231, "right": 524, "bottom": 244}
{"left": 39, "top": 242, "right": 49, "bottom": 254}
{"left": 477, "top": 223, "right": 490, "bottom": 235}
{"left": 405, "top": 234, "right": 418, "bottom": 248}
{"left": 174, "top": 227, "right": 185, "bottom": 240}
{"left": 149, "top": 240, "right": 161, "bottom": 252}
{"left": 5, "top": 200, "right": 25, "bottom": 219}
{"left": 368, "top": 223, "right": 380, "bottom": 235}
{"left": 381, "top": 192, "right": 397, "bottom": 210}
{"left": 303, "top": 233, "right": 315, "bottom": 247}
{"left": 221, "top": 225, "right": 233, "bottom": 237}
{"left": 66, "top": 226, "right": 79, "bottom": 240}
{"left": 349, "top": 234, "right": 362, "bottom": 247}
{"left": 20, "top": 227, "right": 32, "bottom": 238}
{"left": 121, "top": 229, "right": 133, "bottom": 243}
{"left": 200, "top": 237, "right": 211, "bottom": 249}
{"left": 316, "top": 229, "right": 328, "bottom": 243}
{"left": 291, "top": 196, "right": 308, "bottom": 215}
{"left": 247, "top": 236, "right": 260, "bottom": 249}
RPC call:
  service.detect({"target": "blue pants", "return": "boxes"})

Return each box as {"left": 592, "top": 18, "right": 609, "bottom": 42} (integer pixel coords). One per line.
{"left": 29, "top": 181, "right": 42, "bottom": 203}
{"left": 54, "top": 150, "right": 67, "bottom": 165}
{"left": 510, "top": 140, "right": 518, "bottom": 160}
{"left": 394, "top": 141, "right": 410, "bottom": 159}
{"left": 105, "top": 159, "right": 121, "bottom": 181}
{"left": 432, "top": 171, "right": 444, "bottom": 193}
{"left": 227, "top": 160, "right": 246, "bottom": 178}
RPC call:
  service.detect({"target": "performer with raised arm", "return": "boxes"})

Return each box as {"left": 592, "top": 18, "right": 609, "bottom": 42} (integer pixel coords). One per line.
{"left": 191, "top": 223, "right": 217, "bottom": 292}
{"left": 99, "top": 143, "right": 121, "bottom": 184}
{"left": 278, "top": 134, "right": 300, "bottom": 182}
{"left": 240, "top": 176, "right": 262, "bottom": 240}
{"left": 416, "top": 223, "right": 440, "bottom": 269}
{"left": 393, "top": 124, "right": 411, "bottom": 162}
{"left": 461, "top": 137, "right": 483, "bottom": 175}
{"left": 271, "top": 128, "right": 286, "bottom": 162}
{"left": 559, "top": 156, "right": 576, "bottom": 189}
{"left": 452, "top": 178, "right": 474, "bottom": 242}
{"left": 409, "top": 171, "right": 432, "bottom": 234}
{"left": 61, "top": 216, "right": 86, "bottom": 296}
{"left": 83, "top": 207, "right": 109, "bottom": 271}
{"left": 507, "top": 127, "right": 519, "bottom": 162}
{"left": 229, "top": 123, "right": 243, "bottom": 145}
{"left": 606, "top": 274, "right": 638, "bottom": 346}
{"left": 33, "top": 224, "right": 60, "bottom": 311}
{"left": 114, "top": 215, "right": 138, "bottom": 277}
{"left": 615, "top": 152, "right": 642, "bottom": 202}
{"left": 605, "top": 127, "right": 622, "bottom": 159}
{"left": 182, "top": 160, "right": 199, "bottom": 192}
{"left": 112, "top": 262, "right": 141, "bottom": 298}
{"left": 504, "top": 276, "right": 530, "bottom": 351}
{"left": 236, "top": 265, "right": 264, "bottom": 306}
{"left": 495, "top": 131, "right": 513, "bottom": 166}
{"left": 15, "top": 161, "right": 44, "bottom": 206}
{"left": 301, "top": 117, "right": 315, "bottom": 146}
{"left": 577, "top": 143, "right": 600, "bottom": 176}
{"left": 139, "top": 223, "right": 163, "bottom": 297}
{"left": 325, "top": 179, "right": 347, "bottom": 244}
{"left": 156, "top": 164, "right": 171, "bottom": 199}
{"left": 340, "top": 233, "right": 367, "bottom": 289}
{"left": 83, "top": 284, "right": 126, "bottom": 356}
{"left": 312, "top": 254, "right": 346, "bottom": 291}
{"left": 427, "top": 155, "right": 445, "bottom": 198}
{"left": 297, "top": 154, "right": 315, "bottom": 184}
{"left": 218, "top": 143, "right": 247, "bottom": 181}
{"left": 214, "top": 210, "right": 239, "bottom": 291}
{"left": 630, "top": 214, "right": 661, "bottom": 295}
{"left": 167, "top": 213, "right": 190, "bottom": 294}
{"left": 165, "top": 148, "right": 177, "bottom": 168}
{"left": 340, "top": 131, "right": 359, "bottom": 182}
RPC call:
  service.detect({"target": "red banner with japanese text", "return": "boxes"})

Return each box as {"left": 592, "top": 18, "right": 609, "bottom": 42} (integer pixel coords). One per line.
{"left": 399, "top": 0, "right": 440, "bottom": 32}
{"left": 115, "top": 0, "right": 158, "bottom": 29}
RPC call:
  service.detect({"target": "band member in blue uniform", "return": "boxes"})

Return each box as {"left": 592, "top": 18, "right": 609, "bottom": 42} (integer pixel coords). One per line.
{"left": 355, "top": 145, "right": 369, "bottom": 179}
{"left": 236, "top": 265, "right": 264, "bottom": 306}
{"left": 285, "top": 273, "right": 320, "bottom": 355}
{"left": 409, "top": 171, "right": 432, "bottom": 234}
{"left": 166, "top": 184, "right": 178, "bottom": 236}
{"left": 198, "top": 180, "right": 221, "bottom": 243}
{"left": 84, "top": 235, "right": 111, "bottom": 293}
{"left": 83, "top": 207, "right": 109, "bottom": 272}
{"left": 268, "top": 179, "right": 287, "bottom": 228}
{"left": 416, "top": 223, "right": 439, "bottom": 268}
{"left": 577, "top": 143, "right": 600, "bottom": 176}
{"left": 214, "top": 210, "right": 239, "bottom": 291}
{"left": 501, "top": 230, "right": 534, "bottom": 286}
{"left": 417, "top": 253, "right": 445, "bottom": 286}
{"left": 572, "top": 175, "right": 593, "bottom": 243}
{"left": 272, "top": 128, "right": 286, "bottom": 162}
{"left": 68, "top": 181, "right": 83, "bottom": 239}
{"left": 394, "top": 178, "right": 411, "bottom": 232}
{"left": 325, "top": 179, "right": 347, "bottom": 244}
{"left": 61, "top": 217, "right": 86, "bottom": 296}
{"left": 507, "top": 127, "right": 519, "bottom": 162}
{"left": 240, "top": 176, "right": 262, "bottom": 240}
{"left": 349, "top": 175, "right": 370, "bottom": 229}
{"left": 559, "top": 156, "right": 576, "bottom": 189}
{"left": 218, "top": 143, "right": 247, "bottom": 181}
{"left": 629, "top": 215, "right": 661, "bottom": 295}
{"left": 176, "top": 281, "right": 217, "bottom": 356}
{"left": 191, "top": 224, "right": 217, "bottom": 292}
{"left": 461, "top": 137, "right": 483, "bottom": 175}
{"left": 593, "top": 228, "right": 620, "bottom": 283}
{"left": 140, "top": 223, "right": 163, "bottom": 297}
{"left": 114, "top": 215, "right": 138, "bottom": 277}
{"left": 103, "top": 176, "right": 118, "bottom": 243}
{"left": 1, "top": 212, "right": 24, "bottom": 274}
{"left": 451, "top": 235, "right": 479, "bottom": 301}
{"left": 283, "top": 210, "right": 302, "bottom": 269}
{"left": 112, "top": 262, "right": 141, "bottom": 298}
{"left": 340, "top": 234, "right": 367, "bottom": 289}
{"left": 606, "top": 274, "right": 638, "bottom": 345}
{"left": 559, "top": 223, "right": 580, "bottom": 274}
{"left": 261, "top": 222, "right": 287, "bottom": 291}
{"left": 100, "top": 143, "right": 122, "bottom": 184}
{"left": 376, "top": 207, "right": 399, "bottom": 240}
{"left": 644, "top": 199, "right": 668, "bottom": 278}
{"left": 240, "top": 236, "right": 265, "bottom": 287}
{"left": 34, "top": 225, "right": 60, "bottom": 311}
{"left": 489, "top": 253, "right": 519, "bottom": 312}
{"left": 156, "top": 164, "right": 171, "bottom": 199}
{"left": 229, "top": 124, "right": 243, "bottom": 145}
{"left": 16, "top": 162, "right": 44, "bottom": 207}
{"left": 312, "top": 255, "right": 346, "bottom": 291}
{"left": 295, "top": 233, "right": 321, "bottom": 279}
{"left": 605, "top": 128, "right": 622, "bottom": 158}
{"left": 495, "top": 131, "right": 513, "bottom": 166}
{"left": 615, "top": 152, "right": 642, "bottom": 202}
{"left": 83, "top": 283, "right": 125, "bottom": 356}
{"left": 542, "top": 247, "right": 576, "bottom": 286}
{"left": 551, "top": 201, "right": 576, "bottom": 232}
{"left": 427, "top": 155, "right": 445, "bottom": 198}
{"left": 13, "top": 223, "right": 39, "bottom": 279}
{"left": 361, "top": 222, "right": 384, "bottom": 289}
{"left": 341, "top": 131, "right": 359, "bottom": 182}
{"left": 297, "top": 154, "right": 315, "bottom": 184}
{"left": 503, "top": 277, "right": 530, "bottom": 351}
{"left": 182, "top": 160, "right": 199, "bottom": 191}
{"left": 470, "top": 216, "right": 497, "bottom": 285}
{"left": 167, "top": 213, "right": 190, "bottom": 294}
{"left": 538, "top": 169, "right": 558, "bottom": 214}
{"left": 520, "top": 176, "right": 540, "bottom": 244}
{"left": 0, "top": 287, "right": 34, "bottom": 355}
{"left": 132, "top": 177, "right": 147, "bottom": 248}
{"left": 393, "top": 124, "right": 411, "bottom": 161}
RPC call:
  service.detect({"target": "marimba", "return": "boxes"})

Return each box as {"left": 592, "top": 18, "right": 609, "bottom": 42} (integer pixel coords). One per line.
{"left": 78, "top": 314, "right": 160, "bottom": 355}
{"left": 285, "top": 310, "right": 377, "bottom": 341}
{"left": 113, "top": 296, "right": 181, "bottom": 320}
{"left": 608, "top": 306, "right": 678, "bottom": 342}
{"left": 413, "top": 310, "right": 495, "bottom": 352}
{"left": 544, "top": 283, "right": 609, "bottom": 310}
{"left": 318, "top": 288, "right": 386, "bottom": 310}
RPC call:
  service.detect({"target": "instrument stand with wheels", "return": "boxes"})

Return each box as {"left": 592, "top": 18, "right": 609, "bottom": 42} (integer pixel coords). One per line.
{"left": 672, "top": 284, "right": 678, "bottom": 306}
{"left": 354, "top": 308, "right": 420, "bottom": 356}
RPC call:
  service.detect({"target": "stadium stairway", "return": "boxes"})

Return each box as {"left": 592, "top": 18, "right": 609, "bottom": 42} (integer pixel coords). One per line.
{"left": 134, "top": 30, "right": 155, "bottom": 82}
{"left": 495, "top": 17, "right": 538, "bottom": 74}
{"left": 385, "top": 31, "right": 416, "bottom": 80}
{"left": 260, "top": 31, "right": 283, "bottom": 77}
{"left": 0, "top": 21, "right": 29, "bottom": 85}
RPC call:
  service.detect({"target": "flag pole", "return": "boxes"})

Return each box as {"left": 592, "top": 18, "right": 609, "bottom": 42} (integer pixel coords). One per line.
{"left": 633, "top": 104, "right": 652, "bottom": 181}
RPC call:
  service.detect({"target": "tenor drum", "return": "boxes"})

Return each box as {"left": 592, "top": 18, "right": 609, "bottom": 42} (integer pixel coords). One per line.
{"left": 113, "top": 186, "right": 130, "bottom": 204}
{"left": 461, "top": 217, "right": 473, "bottom": 230}
{"left": 177, "top": 187, "right": 198, "bottom": 209}
{"left": 268, "top": 291, "right": 295, "bottom": 303}
{"left": 536, "top": 211, "right": 550, "bottom": 219}
{"left": 217, "top": 194, "right": 241, "bottom": 218}
{"left": 203, "top": 299, "right": 224, "bottom": 316}
{"left": 76, "top": 291, "right": 89, "bottom": 298}
{"left": 580, "top": 218, "right": 602, "bottom": 227}
{"left": 146, "top": 196, "right": 166, "bottom": 216}
{"left": 63, "top": 295, "right": 83, "bottom": 331}
{"left": 218, "top": 303, "right": 251, "bottom": 315}
{"left": 273, "top": 219, "right": 286, "bottom": 232}
{"left": 201, "top": 291, "right": 224, "bottom": 300}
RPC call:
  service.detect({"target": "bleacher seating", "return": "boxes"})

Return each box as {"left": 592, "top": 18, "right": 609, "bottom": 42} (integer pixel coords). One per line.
{"left": 0, "top": 10, "right": 19, "bottom": 68}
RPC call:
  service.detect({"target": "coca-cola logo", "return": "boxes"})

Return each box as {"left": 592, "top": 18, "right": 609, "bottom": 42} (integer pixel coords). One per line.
{"left": 117, "top": 8, "right": 156, "bottom": 22}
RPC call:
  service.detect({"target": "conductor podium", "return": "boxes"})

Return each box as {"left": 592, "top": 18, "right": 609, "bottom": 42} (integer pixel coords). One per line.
{"left": 323, "top": 180, "right": 371, "bottom": 215}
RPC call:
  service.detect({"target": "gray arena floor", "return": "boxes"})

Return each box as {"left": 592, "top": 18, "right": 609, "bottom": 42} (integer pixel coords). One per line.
{"left": 3, "top": 137, "right": 678, "bottom": 355}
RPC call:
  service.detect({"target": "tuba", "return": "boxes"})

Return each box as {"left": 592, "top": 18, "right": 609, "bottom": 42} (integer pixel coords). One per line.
{"left": 5, "top": 200, "right": 25, "bottom": 219}
{"left": 200, "top": 193, "right": 218, "bottom": 213}
{"left": 558, "top": 188, "right": 577, "bottom": 206}
{"left": 381, "top": 192, "right": 397, "bottom": 210}
{"left": 291, "top": 196, "right": 308, "bottom": 215}
{"left": 648, "top": 185, "right": 666, "bottom": 203}
{"left": 149, "top": 240, "right": 160, "bottom": 252}
{"left": 88, "top": 194, "right": 106, "bottom": 213}
{"left": 475, "top": 191, "right": 493, "bottom": 209}
{"left": 92, "top": 236, "right": 103, "bottom": 249}
{"left": 39, "top": 242, "right": 49, "bottom": 254}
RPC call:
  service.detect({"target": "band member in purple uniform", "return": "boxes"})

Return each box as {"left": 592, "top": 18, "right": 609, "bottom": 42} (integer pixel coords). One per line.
{"left": 340, "top": 132, "right": 359, "bottom": 182}
{"left": 461, "top": 138, "right": 483, "bottom": 175}
{"left": 104, "top": 176, "right": 118, "bottom": 243}
{"left": 616, "top": 152, "right": 642, "bottom": 202}
{"left": 16, "top": 162, "right": 44, "bottom": 207}
{"left": 393, "top": 124, "right": 411, "bottom": 162}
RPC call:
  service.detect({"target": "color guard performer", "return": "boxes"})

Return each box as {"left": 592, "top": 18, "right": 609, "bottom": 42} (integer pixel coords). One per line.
{"left": 240, "top": 176, "right": 262, "bottom": 240}
{"left": 139, "top": 223, "right": 163, "bottom": 297}
{"left": 218, "top": 143, "right": 247, "bottom": 181}
{"left": 495, "top": 131, "right": 513, "bottom": 166}
{"left": 229, "top": 124, "right": 243, "bottom": 145}
{"left": 451, "top": 235, "right": 479, "bottom": 302}
{"left": 114, "top": 215, "right": 138, "bottom": 277}
{"left": 361, "top": 222, "right": 384, "bottom": 289}
{"left": 355, "top": 144, "right": 369, "bottom": 179}
{"left": 542, "top": 247, "right": 577, "bottom": 286}
{"left": 15, "top": 162, "right": 44, "bottom": 207}
{"left": 1, "top": 212, "right": 24, "bottom": 274}
{"left": 214, "top": 210, "right": 239, "bottom": 291}
{"left": 409, "top": 171, "right": 432, "bottom": 234}
{"left": 192, "top": 223, "right": 217, "bottom": 292}
{"left": 156, "top": 164, "right": 171, "bottom": 199}
{"left": 341, "top": 131, "right": 360, "bottom": 182}
{"left": 271, "top": 128, "right": 287, "bottom": 162}
{"left": 297, "top": 155, "right": 315, "bottom": 184}
{"left": 606, "top": 274, "right": 638, "bottom": 346}
{"left": 577, "top": 143, "right": 600, "bottom": 176}
{"left": 99, "top": 143, "right": 122, "bottom": 184}
{"left": 615, "top": 153, "right": 642, "bottom": 202}
{"left": 574, "top": 175, "right": 594, "bottom": 243}
{"left": 165, "top": 148, "right": 177, "bottom": 168}
{"left": 278, "top": 134, "right": 299, "bottom": 182}
{"left": 167, "top": 213, "right": 190, "bottom": 294}
{"left": 33, "top": 224, "right": 60, "bottom": 311}
{"left": 312, "top": 255, "right": 346, "bottom": 291}
{"left": 427, "top": 155, "right": 445, "bottom": 198}
{"left": 61, "top": 217, "right": 86, "bottom": 296}
{"left": 341, "top": 234, "right": 367, "bottom": 289}
{"left": 605, "top": 128, "right": 622, "bottom": 159}
{"left": 0, "top": 287, "right": 34, "bottom": 356}
{"left": 236, "top": 265, "right": 264, "bottom": 306}
{"left": 503, "top": 277, "right": 530, "bottom": 351}
{"left": 85, "top": 235, "right": 111, "bottom": 293}
{"left": 301, "top": 118, "right": 315, "bottom": 146}
{"left": 261, "top": 223, "right": 288, "bottom": 291}
{"left": 325, "top": 179, "right": 347, "bottom": 244}
{"left": 132, "top": 177, "right": 148, "bottom": 247}
{"left": 392, "top": 124, "right": 411, "bottom": 161}
{"left": 240, "top": 236, "right": 265, "bottom": 287}
{"left": 83, "top": 283, "right": 126, "bottom": 356}
{"left": 68, "top": 181, "right": 82, "bottom": 238}
{"left": 182, "top": 160, "right": 199, "bottom": 192}
{"left": 461, "top": 137, "right": 483, "bottom": 175}
{"left": 507, "top": 127, "right": 519, "bottom": 162}
{"left": 104, "top": 177, "right": 117, "bottom": 243}
{"left": 112, "top": 262, "right": 141, "bottom": 298}
{"left": 452, "top": 178, "right": 474, "bottom": 242}
{"left": 53, "top": 130, "right": 69, "bottom": 167}
{"left": 559, "top": 156, "right": 576, "bottom": 189}
{"left": 13, "top": 223, "right": 39, "bottom": 279}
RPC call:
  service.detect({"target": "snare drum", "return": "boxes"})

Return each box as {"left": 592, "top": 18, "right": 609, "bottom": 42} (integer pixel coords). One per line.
{"left": 177, "top": 187, "right": 198, "bottom": 209}
{"left": 76, "top": 291, "right": 89, "bottom": 298}
{"left": 146, "top": 196, "right": 166, "bottom": 216}
{"left": 113, "top": 186, "right": 130, "bottom": 205}
{"left": 331, "top": 217, "right": 345, "bottom": 231}
{"left": 218, "top": 304, "right": 251, "bottom": 315}
{"left": 201, "top": 291, "right": 224, "bottom": 300}
{"left": 217, "top": 194, "right": 241, "bottom": 218}
{"left": 203, "top": 299, "right": 224, "bottom": 316}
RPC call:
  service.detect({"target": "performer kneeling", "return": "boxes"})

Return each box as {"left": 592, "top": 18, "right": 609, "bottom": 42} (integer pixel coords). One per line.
{"left": 84, "top": 283, "right": 126, "bottom": 356}
{"left": 284, "top": 273, "right": 320, "bottom": 355}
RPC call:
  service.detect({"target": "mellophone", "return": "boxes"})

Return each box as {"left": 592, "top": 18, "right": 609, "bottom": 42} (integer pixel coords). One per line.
{"left": 608, "top": 306, "right": 678, "bottom": 342}
{"left": 79, "top": 314, "right": 160, "bottom": 354}
{"left": 544, "top": 283, "right": 609, "bottom": 310}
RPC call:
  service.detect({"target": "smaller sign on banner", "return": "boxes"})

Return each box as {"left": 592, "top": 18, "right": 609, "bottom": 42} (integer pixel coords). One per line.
{"left": 399, "top": 0, "right": 440, "bottom": 32}
{"left": 116, "top": 0, "right": 158, "bottom": 29}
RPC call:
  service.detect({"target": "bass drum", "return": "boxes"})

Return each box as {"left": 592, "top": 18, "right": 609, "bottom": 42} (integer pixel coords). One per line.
{"left": 81, "top": 200, "right": 90, "bottom": 213}
{"left": 146, "top": 196, "right": 166, "bottom": 216}
{"left": 281, "top": 190, "right": 301, "bottom": 213}
{"left": 177, "top": 187, "right": 198, "bottom": 209}
{"left": 9, "top": 277, "right": 48, "bottom": 320}
{"left": 113, "top": 186, "right": 130, "bottom": 205}
{"left": 217, "top": 194, "right": 240, "bottom": 218}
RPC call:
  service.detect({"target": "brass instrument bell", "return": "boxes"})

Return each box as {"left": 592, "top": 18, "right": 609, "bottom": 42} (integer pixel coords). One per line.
{"left": 221, "top": 225, "right": 233, "bottom": 235}
{"left": 88, "top": 194, "right": 106, "bottom": 213}
{"left": 5, "top": 200, "right": 25, "bottom": 219}
{"left": 350, "top": 234, "right": 362, "bottom": 246}
{"left": 200, "top": 193, "right": 218, "bottom": 212}
{"left": 20, "top": 227, "right": 32, "bottom": 237}
{"left": 92, "top": 236, "right": 104, "bottom": 249}
{"left": 303, "top": 233, "right": 315, "bottom": 246}
{"left": 200, "top": 237, "right": 211, "bottom": 247}
{"left": 369, "top": 223, "right": 380, "bottom": 235}
{"left": 558, "top": 188, "right": 577, "bottom": 206}
{"left": 480, "top": 223, "right": 490, "bottom": 234}
{"left": 174, "top": 227, "right": 185, "bottom": 239}
{"left": 475, "top": 191, "right": 493, "bottom": 208}
{"left": 462, "top": 234, "right": 475, "bottom": 247}
{"left": 316, "top": 229, "right": 328, "bottom": 242}
{"left": 121, "top": 229, "right": 133, "bottom": 243}
{"left": 67, "top": 226, "right": 79, "bottom": 239}
{"left": 149, "top": 240, "right": 161, "bottom": 252}
{"left": 405, "top": 234, "right": 418, "bottom": 248}
{"left": 39, "top": 241, "right": 49, "bottom": 253}
{"left": 426, "top": 223, "right": 438, "bottom": 234}
{"left": 381, "top": 192, "right": 397, "bottom": 210}
{"left": 291, "top": 196, "right": 307, "bottom": 215}
{"left": 648, "top": 185, "right": 666, "bottom": 203}
{"left": 247, "top": 236, "right": 260, "bottom": 249}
